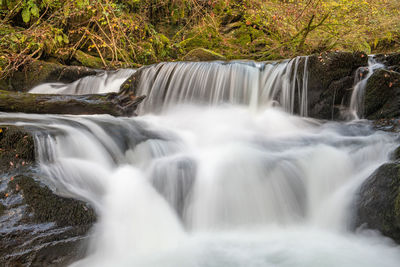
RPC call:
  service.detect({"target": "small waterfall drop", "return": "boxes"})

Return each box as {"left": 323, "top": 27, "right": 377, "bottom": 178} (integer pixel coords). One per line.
{"left": 349, "top": 57, "right": 384, "bottom": 119}
{"left": 135, "top": 58, "right": 309, "bottom": 115}
{"left": 29, "top": 69, "right": 136, "bottom": 95}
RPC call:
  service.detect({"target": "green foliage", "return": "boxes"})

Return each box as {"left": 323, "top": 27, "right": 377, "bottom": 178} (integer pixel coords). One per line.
{"left": 0, "top": 0, "right": 399, "bottom": 76}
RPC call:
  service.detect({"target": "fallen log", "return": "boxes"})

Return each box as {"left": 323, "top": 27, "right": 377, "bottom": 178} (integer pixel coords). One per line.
{"left": 0, "top": 90, "right": 145, "bottom": 116}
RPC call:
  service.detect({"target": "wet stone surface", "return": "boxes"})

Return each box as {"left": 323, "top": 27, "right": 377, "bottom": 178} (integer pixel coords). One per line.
{"left": 0, "top": 126, "right": 96, "bottom": 266}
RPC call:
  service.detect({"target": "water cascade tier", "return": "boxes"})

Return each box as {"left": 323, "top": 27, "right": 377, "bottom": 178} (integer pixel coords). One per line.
{"left": 1, "top": 105, "right": 399, "bottom": 266}
{"left": 29, "top": 69, "right": 136, "bottom": 95}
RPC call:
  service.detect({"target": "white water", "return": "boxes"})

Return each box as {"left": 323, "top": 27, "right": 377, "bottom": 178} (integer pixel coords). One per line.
{"left": 29, "top": 69, "right": 136, "bottom": 95}
{"left": 349, "top": 57, "right": 385, "bottom": 119}
{"left": 1, "top": 104, "right": 399, "bottom": 266}
{"left": 2, "top": 56, "right": 399, "bottom": 267}
{"left": 124, "top": 58, "right": 309, "bottom": 115}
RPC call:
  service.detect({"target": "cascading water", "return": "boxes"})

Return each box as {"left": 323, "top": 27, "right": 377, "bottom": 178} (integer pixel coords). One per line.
{"left": 0, "top": 108, "right": 399, "bottom": 266}
{"left": 1, "top": 57, "right": 400, "bottom": 266}
{"left": 134, "top": 58, "right": 309, "bottom": 115}
{"left": 29, "top": 69, "right": 136, "bottom": 95}
{"left": 349, "top": 57, "right": 385, "bottom": 119}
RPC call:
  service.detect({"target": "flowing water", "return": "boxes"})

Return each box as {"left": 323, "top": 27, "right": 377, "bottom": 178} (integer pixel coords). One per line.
{"left": 29, "top": 69, "right": 136, "bottom": 95}
{"left": 2, "top": 58, "right": 400, "bottom": 266}
{"left": 134, "top": 58, "right": 309, "bottom": 115}
{"left": 349, "top": 57, "right": 385, "bottom": 119}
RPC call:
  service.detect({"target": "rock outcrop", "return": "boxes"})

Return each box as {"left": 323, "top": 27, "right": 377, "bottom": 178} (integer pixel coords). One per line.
{"left": 0, "top": 126, "right": 96, "bottom": 266}
{"left": 0, "top": 60, "right": 98, "bottom": 92}
{"left": 354, "top": 160, "right": 400, "bottom": 244}
{"left": 364, "top": 69, "right": 400, "bottom": 119}
{"left": 305, "top": 52, "right": 368, "bottom": 119}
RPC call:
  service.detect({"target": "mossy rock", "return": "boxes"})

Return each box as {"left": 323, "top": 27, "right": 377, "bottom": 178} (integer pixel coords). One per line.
{"left": 0, "top": 126, "right": 35, "bottom": 171}
{"left": 2, "top": 60, "right": 97, "bottom": 92}
{"left": 73, "top": 50, "right": 106, "bottom": 69}
{"left": 0, "top": 174, "right": 95, "bottom": 266}
{"left": 355, "top": 162, "right": 400, "bottom": 243}
{"left": 8, "top": 175, "right": 96, "bottom": 226}
{"left": 364, "top": 69, "right": 400, "bottom": 119}
{"left": 392, "top": 146, "right": 400, "bottom": 160}
{"left": 182, "top": 48, "right": 226, "bottom": 61}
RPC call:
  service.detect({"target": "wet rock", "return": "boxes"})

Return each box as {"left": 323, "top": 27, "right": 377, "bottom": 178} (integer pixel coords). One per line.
{"left": 354, "top": 162, "right": 400, "bottom": 243}
{"left": 375, "top": 52, "right": 400, "bottom": 67}
{"left": 0, "top": 202, "right": 4, "bottom": 216}
{"left": 0, "top": 126, "right": 96, "bottom": 266}
{"left": 9, "top": 175, "right": 95, "bottom": 226}
{"left": 0, "top": 126, "right": 35, "bottom": 172}
{"left": 0, "top": 60, "right": 97, "bottom": 92}
{"left": 363, "top": 69, "right": 400, "bottom": 119}
{"left": 306, "top": 51, "right": 368, "bottom": 119}
{"left": 182, "top": 48, "right": 226, "bottom": 61}
{"left": 373, "top": 118, "right": 400, "bottom": 133}
{"left": 0, "top": 174, "right": 95, "bottom": 266}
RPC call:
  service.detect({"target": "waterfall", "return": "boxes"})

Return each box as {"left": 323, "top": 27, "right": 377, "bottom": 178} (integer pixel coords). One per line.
{"left": 29, "top": 58, "right": 310, "bottom": 116}
{"left": 135, "top": 58, "right": 309, "bottom": 115}
{"left": 349, "top": 57, "right": 385, "bottom": 119}
{"left": 1, "top": 106, "right": 399, "bottom": 266}
{"left": 29, "top": 69, "right": 136, "bottom": 95}
{"left": 2, "top": 56, "right": 400, "bottom": 267}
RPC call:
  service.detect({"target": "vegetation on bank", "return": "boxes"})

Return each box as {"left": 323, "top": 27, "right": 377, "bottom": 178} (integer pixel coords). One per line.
{"left": 0, "top": 0, "right": 399, "bottom": 77}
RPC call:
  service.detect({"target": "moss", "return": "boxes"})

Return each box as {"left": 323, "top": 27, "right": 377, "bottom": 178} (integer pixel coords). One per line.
{"left": 73, "top": 50, "right": 105, "bottom": 69}
{"left": 0, "top": 126, "right": 35, "bottom": 171}
{"left": 393, "top": 146, "right": 400, "bottom": 161}
{"left": 8, "top": 175, "right": 96, "bottom": 226}
{"left": 394, "top": 187, "right": 400, "bottom": 220}
{"left": 182, "top": 48, "right": 225, "bottom": 61}
{"left": 178, "top": 25, "right": 223, "bottom": 53}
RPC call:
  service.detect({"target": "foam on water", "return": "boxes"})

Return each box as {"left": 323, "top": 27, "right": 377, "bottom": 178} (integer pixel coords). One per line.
{"left": 0, "top": 104, "right": 398, "bottom": 266}
{"left": 29, "top": 69, "right": 136, "bottom": 95}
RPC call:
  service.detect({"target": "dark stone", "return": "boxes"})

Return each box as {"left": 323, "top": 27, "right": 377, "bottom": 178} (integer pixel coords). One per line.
{"left": 0, "top": 60, "right": 98, "bottom": 92}
{"left": 0, "top": 202, "right": 4, "bottom": 216}
{"left": 354, "top": 162, "right": 400, "bottom": 243}
{"left": 364, "top": 69, "right": 400, "bottom": 119}
{"left": 0, "top": 126, "right": 35, "bottom": 172}
{"left": 375, "top": 52, "right": 400, "bottom": 67}
{"left": 0, "top": 126, "right": 96, "bottom": 266}
{"left": 306, "top": 51, "right": 368, "bottom": 119}
{"left": 392, "top": 146, "right": 400, "bottom": 161}
{"left": 8, "top": 175, "right": 95, "bottom": 227}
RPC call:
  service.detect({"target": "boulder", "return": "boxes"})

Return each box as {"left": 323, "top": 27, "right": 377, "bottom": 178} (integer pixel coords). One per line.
{"left": 363, "top": 69, "right": 400, "bottom": 119}
{"left": 354, "top": 162, "right": 400, "bottom": 243}
{"left": 0, "top": 60, "right": 97, "bottom": 92}
{"left": 305, "top": 52, "right": 368, "bottom": 119}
